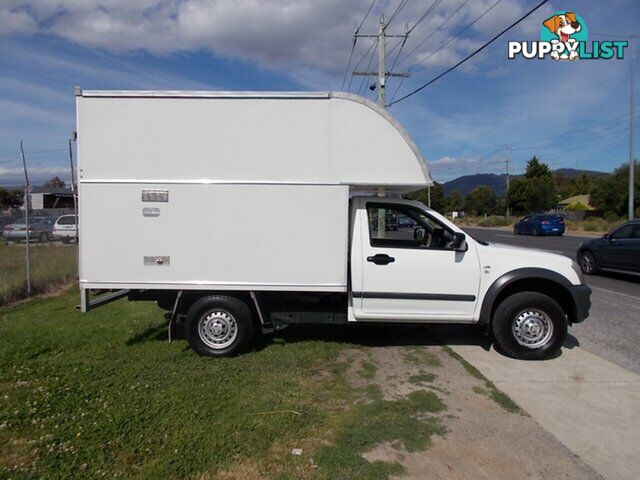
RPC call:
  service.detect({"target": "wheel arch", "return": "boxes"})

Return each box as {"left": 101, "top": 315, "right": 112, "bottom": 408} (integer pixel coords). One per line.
{"left": 479, "top": 268, "right": 577, "bottom": 326}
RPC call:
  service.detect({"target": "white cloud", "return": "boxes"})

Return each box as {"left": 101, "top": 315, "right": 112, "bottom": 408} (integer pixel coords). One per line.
{"left": 0, "top": 6, "right": 37, "bottom": 35}
{"left": 0, "top": 0, "right": 538, "bottom": 83}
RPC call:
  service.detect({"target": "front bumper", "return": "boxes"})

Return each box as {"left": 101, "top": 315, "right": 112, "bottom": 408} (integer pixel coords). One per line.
{"left": 568, "top": 284, "right": 591, "bottom": 323}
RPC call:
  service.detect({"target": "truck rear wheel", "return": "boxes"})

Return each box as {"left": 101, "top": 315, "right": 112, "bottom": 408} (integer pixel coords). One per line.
{"left": 492, "top": 291, "right": 567, "bottom": 360}
{"left": 185, "top": 295, "right": 254, "bottom": 357}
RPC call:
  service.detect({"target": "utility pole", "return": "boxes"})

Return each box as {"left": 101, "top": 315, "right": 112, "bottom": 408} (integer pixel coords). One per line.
{"left": 504, "top": 146, "right": 512, "bottom": 219}
{"left": 352, "top": 16, "right": 410, "bottom": 108}
{"left": 19, "top": 141, "right": 31, "bottom": 296}
{"left": 630, "top": 35, "right": 637, "bottom": 221}
{"left": 352, "top": 16, "right": 410, "bottom": 234}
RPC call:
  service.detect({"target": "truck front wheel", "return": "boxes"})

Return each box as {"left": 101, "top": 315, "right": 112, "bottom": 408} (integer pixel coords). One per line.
{"left": 185, "top": 295, "right": 254, "bottom": 357}
{"left": 492, "top": 292, "right": 567, "bottom": 360}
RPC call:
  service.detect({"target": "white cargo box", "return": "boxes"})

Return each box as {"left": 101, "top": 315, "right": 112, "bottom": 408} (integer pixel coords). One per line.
{"left": 76, "top": 90, "right": 431, "bottom": 292}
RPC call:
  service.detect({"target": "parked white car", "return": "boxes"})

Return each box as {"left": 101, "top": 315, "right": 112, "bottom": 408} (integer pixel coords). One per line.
{"left": 52, "top": 214, "right": 77, "bottom": 243}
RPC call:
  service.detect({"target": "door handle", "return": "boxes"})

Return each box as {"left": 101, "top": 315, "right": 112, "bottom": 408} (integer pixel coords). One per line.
{"left": 367, "top": 254, "right": 395, "bottom": 265}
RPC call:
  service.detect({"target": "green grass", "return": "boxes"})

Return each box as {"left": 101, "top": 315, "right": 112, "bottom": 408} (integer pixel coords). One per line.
{"left": 443, "top": 347, "right": 523, "bottom": 415}
{"left": 0, "top": 243, "right": 77, "bottom": 305}
{"left": 0, "top": 290, "right": 451, "bottom": 479}
{"left": 408, "top": 373, "right": 437, "bottom": 385}
{"left": 0, "top": 289, "right": 347, "bottom": 478}
{"left": 402, "top": 348, "right": 442, "bottom": 368}
{"left": 314, "top": 387, "right": 446, "bottom": 479}
{"left": 357, "top": 361, "right": 377, "bottom": 380}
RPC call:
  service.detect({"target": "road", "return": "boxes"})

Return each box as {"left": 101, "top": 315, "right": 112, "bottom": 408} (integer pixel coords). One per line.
{"left": 464, "top": 227, "right": 640, "bottom": 375}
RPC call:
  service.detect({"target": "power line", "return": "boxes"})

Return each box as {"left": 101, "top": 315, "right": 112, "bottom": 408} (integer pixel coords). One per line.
{"left": 341, "top": 0, "right": 379, "bottom": 90}
{"left": 348, "top": 38, "right": 378, "bottom": 91}
{"left": 387, "top": 0, "right": 550, "bottom": 107}
{"left": 388, "top": 0, "right": 471, "bottom": 102}
{"left": 408, "top": 0, "right": 442, "bottom": 34}
{"left": 389, "top": 36, "right": 408, "bottom": 72}
{"left": 508, "top": 113, "right": 634, "bottom": 146}
{"left": 396, "top": 0, "right": 470, "bottom": 67}
{"left": 510, "top": 122, "right": 632, "bottom": 150}
{"left": 407, "top": 0, "right": 503, "bottom": 73}
{"left": 387, "top": 0, "right": 442, "bottom": 73}
{"left": 341, "top": 37, "right": 358, "bottom": 90}
{"left": 357, "top": 0, "right": 377, "bottom": 32}
{"left": 357, "top": 39, "right": 379, "bottom": 95}
{"left": 387, "top": 0, "right": 410, "bottom": 28}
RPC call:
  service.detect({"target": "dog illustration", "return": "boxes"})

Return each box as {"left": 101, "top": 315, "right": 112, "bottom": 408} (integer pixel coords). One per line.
{"left": 543, "top": 12, "right": 582, "bottom": 61}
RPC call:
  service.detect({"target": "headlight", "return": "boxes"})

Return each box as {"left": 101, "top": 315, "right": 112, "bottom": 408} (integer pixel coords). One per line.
{"left": 571, "top": 260, "right": 584, "bottom": 283}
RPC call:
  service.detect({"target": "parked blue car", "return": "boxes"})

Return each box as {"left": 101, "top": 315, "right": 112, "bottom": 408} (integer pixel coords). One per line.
{"left": 514, "top": 214, "right": 565, "bottom": 236}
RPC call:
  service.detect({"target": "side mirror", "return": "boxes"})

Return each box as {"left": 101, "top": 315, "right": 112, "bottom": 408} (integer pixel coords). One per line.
{"left": 414, "top": 227, "right": 426, "bottom": 242}
{"left": 602, "top": 233, "right": 610, "bottom": 240}
{"left": 452, "top": 232, "right": 467, "bottom": 251}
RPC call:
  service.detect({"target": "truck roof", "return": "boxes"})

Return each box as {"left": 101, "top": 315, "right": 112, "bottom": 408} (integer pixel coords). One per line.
{"left": 76, "top": 89, "right": 432, "bottom": 192}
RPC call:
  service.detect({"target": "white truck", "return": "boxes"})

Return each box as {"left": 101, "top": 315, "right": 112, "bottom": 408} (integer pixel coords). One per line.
{"left": 75, "top": 89, "right": 590, "bottom": 359}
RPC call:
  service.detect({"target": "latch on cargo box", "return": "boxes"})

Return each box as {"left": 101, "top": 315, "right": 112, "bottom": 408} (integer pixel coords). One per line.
{"left": 142, "top": 207, "right": 161, "bottom": 217}
{"left": 144, "top": 256, "right": 170, "bottom": 266}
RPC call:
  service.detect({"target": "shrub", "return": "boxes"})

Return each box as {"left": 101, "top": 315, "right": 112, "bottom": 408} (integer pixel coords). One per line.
{"left": 478, "top": 216, "right": 512, "bottom": 228}
{"left": 604, "top": 211, "right": 620, "bottom": 222}
{"left": 582, "top": 218, "right": 607, "bottom": 232}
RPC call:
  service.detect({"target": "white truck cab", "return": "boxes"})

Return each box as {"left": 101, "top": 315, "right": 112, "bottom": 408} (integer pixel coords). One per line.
{"left": 348, "top": 196, "right": 589, "bottom": 358}
{"left": 75, "top": 89, "right": 590, "bottom": 360}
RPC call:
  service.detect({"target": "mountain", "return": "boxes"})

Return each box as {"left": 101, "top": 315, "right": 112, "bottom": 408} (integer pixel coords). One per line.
{"left": 442, "top": 169, "right": 608, "bottom": 197}
{"left": 552, "top": 168, "right": 608, "bottom": 178}
{"left": 443, "top": 174, "right": 507, "bottom": 197}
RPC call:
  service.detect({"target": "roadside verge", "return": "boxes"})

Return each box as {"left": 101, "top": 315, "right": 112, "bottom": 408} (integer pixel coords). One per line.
{"left": 435, "top": 326, "right": 640, "bottom": 480}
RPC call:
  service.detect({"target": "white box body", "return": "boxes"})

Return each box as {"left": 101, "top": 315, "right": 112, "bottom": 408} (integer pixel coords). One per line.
{"left": 76, "top": 91, "right": 431, "bottom": 292}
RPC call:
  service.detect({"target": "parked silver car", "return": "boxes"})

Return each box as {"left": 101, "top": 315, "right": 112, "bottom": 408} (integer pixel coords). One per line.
{"left": 2, "top": 217, "right": 54, "bottom": 242}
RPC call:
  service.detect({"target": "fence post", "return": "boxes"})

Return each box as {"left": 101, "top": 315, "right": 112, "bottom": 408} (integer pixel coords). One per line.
{"left": 19, "top": 141, "right": 31, "bottom": 296}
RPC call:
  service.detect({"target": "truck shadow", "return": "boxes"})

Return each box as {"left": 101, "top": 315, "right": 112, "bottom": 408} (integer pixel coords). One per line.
{"left": 269, "top": 323, "right": 494, "bottom": 350}
{"left": 125, "top": 320, "right": 580, "bottom": 360}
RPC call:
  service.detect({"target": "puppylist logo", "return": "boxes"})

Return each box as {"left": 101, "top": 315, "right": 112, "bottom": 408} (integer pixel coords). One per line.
{"left": 509, "top": 11, "right": 628, "bottom": 61}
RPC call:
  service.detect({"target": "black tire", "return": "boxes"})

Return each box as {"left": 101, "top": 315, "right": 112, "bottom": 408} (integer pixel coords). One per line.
{"left": 492, "top": 291, "right": 567, "bottom": 360}
{"left": 184, "top": 295, "right": 254, "bottom": 357}
{"left": 39, "top": 232, "right": 48, "bottom": 243}
{"left": 578, "top": 250, "right": 598, "bottom": 275}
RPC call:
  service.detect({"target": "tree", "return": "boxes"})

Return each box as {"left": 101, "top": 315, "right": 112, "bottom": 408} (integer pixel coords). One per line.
{"left": 524, "top": 175, "right": 557, "bottom": 212}
{"left": 43, "top": 176, "right": 65, "bottom": 188}
{"left": 524, "top": 156, "right": 551, "bottom": 179}
{"left": 521, "top": 157, "right": 557, "bottom": 212}
{"left": 554, "top": 172, "right": 595, "bottom": 199}
{"left": 464, "top": 186, "right": 497, "bottom": 216}
{"left": 590, "top": 161, "right": 639, "bottom": 216}
{"left": 407, "top": 182, "right": 445, "bottom": 212}
{"left": 0, "top": 188, "right": 23, "bottom": 210}
{"left": 445, "top": 191, "right": 464, "bottom": 212}
{"left": 507, "top": 177, "right": 528, "bottom": 214}
{"left": 572, "top": 173, "right": 594, "bottom": 196}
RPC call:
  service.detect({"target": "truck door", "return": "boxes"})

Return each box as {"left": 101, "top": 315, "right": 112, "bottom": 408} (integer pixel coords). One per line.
{"left": 352, "top": 199, "right": 481, "bottom": 322}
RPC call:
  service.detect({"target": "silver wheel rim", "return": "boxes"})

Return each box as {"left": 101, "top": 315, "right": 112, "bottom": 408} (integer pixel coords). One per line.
{"left": 512, "top": 310, "right": 553, "bottom": 349}
{"left": 581, "top": 253, "right": 594, "bottom": 273}
{"left": 198, "top": 310, "right": 238, "bottom": 349}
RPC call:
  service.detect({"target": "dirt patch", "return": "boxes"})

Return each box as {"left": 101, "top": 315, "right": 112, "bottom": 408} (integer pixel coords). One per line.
{"left": 344, "top": 344, "right": 600, "bottom": 479}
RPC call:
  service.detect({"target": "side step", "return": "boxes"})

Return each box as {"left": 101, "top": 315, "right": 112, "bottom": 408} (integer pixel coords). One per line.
{"left": 77, "top": 289, "right": 129, "bottom": 312}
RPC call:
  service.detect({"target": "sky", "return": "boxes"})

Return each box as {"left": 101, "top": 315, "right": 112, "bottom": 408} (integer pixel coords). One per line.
{"left": 0, "top": 0, "right": 638, "bottom": 186}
